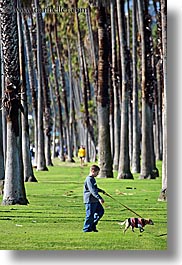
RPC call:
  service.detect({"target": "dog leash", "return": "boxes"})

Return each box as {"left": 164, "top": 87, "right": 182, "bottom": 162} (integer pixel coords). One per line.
{"left": 104, "top": 192, "right": 143, "bottom": 218}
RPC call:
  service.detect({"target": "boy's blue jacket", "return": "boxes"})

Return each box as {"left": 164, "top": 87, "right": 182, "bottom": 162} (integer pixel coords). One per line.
{"left": 83, "top": 175, "right": 103, "bottom": 203}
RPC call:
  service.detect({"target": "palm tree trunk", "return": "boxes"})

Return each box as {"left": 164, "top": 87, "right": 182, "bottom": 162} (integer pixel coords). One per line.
{"left": 155, "top": 62, "right": 163, "bottom": 160}
{"left": 41, "top": 19, "right": 53, "bottom": 167}
{"left": 132, "top": 0, "right": 140, "bottom": 173}
{"left": 97, "top": 3, "right": 113, "bottom": 178}
{"left": 60, "top": 61, "right": 74, "bottom": 162}
{"left": 75, "top": 0, "right": 90, "bottom": 162}
{"left": 137, "top": 0, "right": 155, "bottom": 179}
{"left": 126, "top": 0, "right": 133, "bottom": 167}
{"left": 53, "top": 14, "right": 74, "bottom": 162}
{"left": 67, "top": 39, "right": 76, "bottom": 161}
{"left": 18, "top": 9, "right": 37, "bottom": 182}
{"left": 110, "top": 0, "right": 120, "bottom": 171}
{"left": 24, "top": 16, "right": 38, "bottom": 167}
{"left": 158, "top": 0, "right": 167, "bottom": 201}
{"left": 116, "top": 0, "right": 133, "bottom": 179}
{"left": 29, "top": 16, "right": 38, "bottom": 167}
{"left": 1, "top": 0, "right": 28, "bottom": 204}
{"left": 34, "top": 0, "right": 48, "bottom": 171}
{"left": 56, "top": 35, "right": 74, "bottom": 162}
{"left": 0, "top": 52, "right": 5, "bottom": 180}
{"left": 86, "top": 5, "right": 97, "bottom": 95}
{"left": 0, "top": 39, "right": 6, "bottom": 170}
{"left": 48, "top": 77, "right": 57, "bottom": 159}
{"left": 48, "top": 28, "right": 65, "bottom": 162}
{"left": 154, "top": 1, "right": 163, "bottom": 161}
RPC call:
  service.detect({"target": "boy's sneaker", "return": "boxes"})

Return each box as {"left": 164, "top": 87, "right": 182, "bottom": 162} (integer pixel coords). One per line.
{"left": 92, "top": 225, "right": 98, "bottom": 232}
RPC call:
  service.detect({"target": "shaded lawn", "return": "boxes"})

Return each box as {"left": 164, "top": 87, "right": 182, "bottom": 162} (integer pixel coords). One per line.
{"left": 0, "top": 160, "right": 167, "bottom": 250}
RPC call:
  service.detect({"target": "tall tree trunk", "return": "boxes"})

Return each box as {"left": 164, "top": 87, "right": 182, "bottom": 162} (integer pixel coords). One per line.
{"left": 86, "top": 5, "right": 97, "bottom": 98}
{"left": 110, "top": 0, "right": 120, "bottom": 170}
{"left": 48, "top": 77, "right": 57, "bottom": 159}
{"left": 86, "top": 7, "right": 99, "bottom": 162}
{"left": 126, "top": 0, "right": 133, "bottom": 167}
{"left": 18, "top": 9, "right": 37, "bottom": 182}
{"left": 117, "top": 0, "right": 133, "bottom": 179}
{"left": 154, "top": 1, "right": 163, "bottom": 161}
{"left": 0, "top": 47, "right": 5, "bottom": 180}
{"left": 56, "top": 35, "right": 74, "bottom": 162}
{"left": 0, "top": 34, "right": 6, "bottom": 170}
{"left": 41, "top": 19, "right": 53, "bottom": 167}
{"left": 53, "top": 12, "right": 74, "bottom": 162}
{"left": 29, "top": 16, "right": 38, "bottom": 167}
{"left": 48, "top": 28, "right": 65, "bottom": 162}
{"left": 34, "top": 0, "right": 48, "bottom": 171}
{"left": 0, "top": 0, "right": 28, "bottom": 205}
{"left": 132, "top": 0, "right": 140, "bottom": 173}
{"left": 97, "top": 3, "right": 113, "bottom": 178}
{"left": 155, "top": 61, "right": 163, "bottom": 161}
{"left": 158, "top": 0, "right": 167, "bottom": 201}
{"left": 67, "top": 40, "right": 76, "bottom": 161}
{"left": 60, "top": 61, "right": 74, "bottom": 162}
{"left": 138, "top": 0, "right": 155, "bottom": 179}
{"left": 75, "top": 0, "right": 90, "bottom": 162}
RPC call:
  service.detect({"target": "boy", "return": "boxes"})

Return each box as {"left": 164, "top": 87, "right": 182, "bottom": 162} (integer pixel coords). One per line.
{"left": 83, "top": 165, "right": 105, "bottom": 232}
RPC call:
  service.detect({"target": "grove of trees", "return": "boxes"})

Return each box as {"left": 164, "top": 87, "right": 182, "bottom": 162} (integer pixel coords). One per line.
{"left": 0, "top": 0, "right": 167, "bottom": 205}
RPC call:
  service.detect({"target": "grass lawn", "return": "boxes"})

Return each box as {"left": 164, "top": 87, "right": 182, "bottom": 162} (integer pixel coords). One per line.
{"left": 0, "top": 159, "right": 167, "bottom": 250}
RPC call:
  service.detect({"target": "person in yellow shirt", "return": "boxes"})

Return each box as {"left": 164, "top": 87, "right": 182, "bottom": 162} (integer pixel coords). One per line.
{"left": 78, "top": 145, "right": 86, "bottom": 166}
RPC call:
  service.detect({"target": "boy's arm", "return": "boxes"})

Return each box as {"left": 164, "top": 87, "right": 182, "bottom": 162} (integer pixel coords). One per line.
{"left": 87, "top": 178, "right": 103, "bottom": 200}
{"left": 98, "top": 188, "right": 106, "bottom": 194}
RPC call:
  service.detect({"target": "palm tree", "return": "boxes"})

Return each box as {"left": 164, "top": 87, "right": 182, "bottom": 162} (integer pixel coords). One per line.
{"left": 48, "top": 26, "right": 65, "bottom": 162}
{"left": 0, "top": 0, "right": 28, "bottom": 205}
{"left": 86, "top": 5, "right": 97, "bottom": 98}
{"left": 153, "top": 0, "right": 163, "bottom": 161}
{"left": 41, "top": 18, "right": 53, "bottom": 167}
{"left": 18, "top": 8, "right": 37, "bottom": 182}
{"left": 74, "top": 0, "right": 90, "bottom": 162}
{"left": 131, "top": 0, "right": 140, "bottom": 173}
{"left": 137, "top": 0, "right": 156, "bottom": 179}
{"left": 0, "top": 36, "right": 6, "bottom": 173}
{"left": 52, "top": 15, "right": 74, "bottom": 162}
{"left": 34, "top": 0, "right": 48, "bottom": 171}
{"left": 97, "top": 3, "right": 113, "bottom": 178}
{"left": 60, "top": 59, "right": 74, "bottom": 162}
{"left": 0, "top": 53, "right": 5, "bottom": 181}
{"left": 158, "top": 0, "right": 167, "bottom": 201}
{"left": 23, "top": 13, "right": 38, "bottom": 167}
{"left": 116, "top": 0, "right": 133, "bottom": 179}
{"left": 110, "top": 0, "right": 120, "bottom": 171}
{"left": 67, "top": 37, "right": 76, "bottom": 161}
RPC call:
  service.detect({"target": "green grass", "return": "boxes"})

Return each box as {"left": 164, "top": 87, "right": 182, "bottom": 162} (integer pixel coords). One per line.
{"left": 0, "top": 159, "right": 167, "bottom": 250}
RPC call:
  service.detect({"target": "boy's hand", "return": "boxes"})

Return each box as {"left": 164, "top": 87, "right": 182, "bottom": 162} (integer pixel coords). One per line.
{"left": 102, "top": 190, "right": 106, "bottom": 194}
{"left": 99, "top": 198, "right": 104, "bottom": 204}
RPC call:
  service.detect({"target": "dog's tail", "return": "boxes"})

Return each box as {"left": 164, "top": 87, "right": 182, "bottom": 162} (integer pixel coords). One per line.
{"left": 118, "top": 220, "right": 126, "bottom": 227}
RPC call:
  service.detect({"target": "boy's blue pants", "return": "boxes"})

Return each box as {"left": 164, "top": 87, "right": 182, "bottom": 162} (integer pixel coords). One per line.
{"left": 83, "top": 202, "right": 104, "bottom": 232}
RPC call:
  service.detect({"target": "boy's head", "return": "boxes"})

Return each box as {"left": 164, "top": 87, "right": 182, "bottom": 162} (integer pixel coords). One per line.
{"left": 90, "top": 165, "right": 100, "bottom": 177}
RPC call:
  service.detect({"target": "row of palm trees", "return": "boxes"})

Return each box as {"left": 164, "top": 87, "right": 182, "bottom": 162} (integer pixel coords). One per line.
{"left": 0, "top": 0, "right": 167, "bottom": 205}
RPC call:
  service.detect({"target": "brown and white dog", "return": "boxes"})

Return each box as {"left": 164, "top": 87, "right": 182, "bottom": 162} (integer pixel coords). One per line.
{"left": 118, "top": 218, "right": 154, "bottom": 233}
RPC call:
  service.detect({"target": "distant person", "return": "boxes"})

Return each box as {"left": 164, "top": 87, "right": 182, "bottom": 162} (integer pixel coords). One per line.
{"left": 83, "top": 165, "right": 105, "bottom": 232}
{"left": 55, "top": 145, "right": 60, "bottom": 157}
{"left": 30, "top": 145, "right": 35, "bottom": 165}
{"left": 78, "top": 145, "right": 86, "bottom": 166}
{"left": 63, "top": 145, "right": 68, "bottom": 160}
